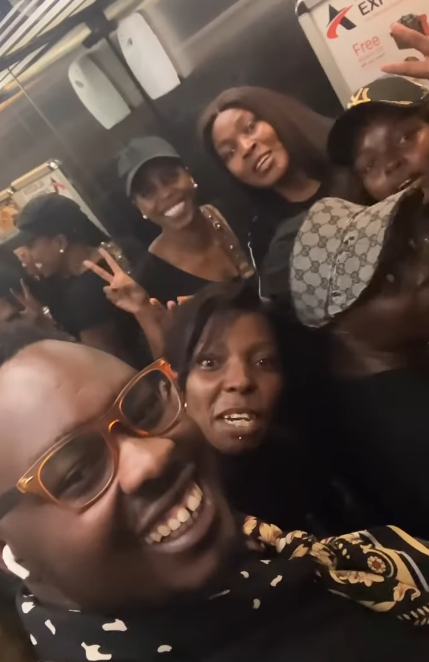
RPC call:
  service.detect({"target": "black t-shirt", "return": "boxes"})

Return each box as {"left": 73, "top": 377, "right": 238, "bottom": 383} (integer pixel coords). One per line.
{"left": 132, "top": 199, "right": 255, "bottom": 304}
{"left": 134, "top": 252, "right": 216, "bottom": 303}
{"left": 42, "top": 261, "right": 151, "bottom": 368}
{"left": 217, "top": 429, "right": 342, "bottom": 536}
{"left": 329, "top": 367, "right": 429, "bottom": 537}
{"left": 260, "top": 179, "right": 334, "bottom": 302}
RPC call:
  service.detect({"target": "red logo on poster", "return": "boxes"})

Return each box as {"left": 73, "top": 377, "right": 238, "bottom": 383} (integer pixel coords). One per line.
{"left": 327, "top": 4, "right": 356, "bottom": 39}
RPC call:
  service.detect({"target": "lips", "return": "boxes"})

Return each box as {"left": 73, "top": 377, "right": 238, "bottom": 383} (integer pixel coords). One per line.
{"left": 163, "top": 201, "right": 186, "bottom": 218}
{"left": 134, "top": 459, "right": 216, "bottom": 554}
{"left": 145, "top": 482, "right": 203, "bottom": 544}
{"left": 214, "top": 407, "right": 262, "bottom": 436}
{"left": 254, "top": 152, "right": 273, "bottom": 173}
{"left": 397, "top": 176, "right": 422, "bottom": 193}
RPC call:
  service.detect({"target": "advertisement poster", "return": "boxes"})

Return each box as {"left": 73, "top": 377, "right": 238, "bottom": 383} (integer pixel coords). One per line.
{"left": 309, "top": 0, "right": 429, "bottom": 96}
{"left": 0, "top": 194, "right": 19, "bottom": 236}
{"left": 11, "top": 163, "right": 108, "bottom": 235}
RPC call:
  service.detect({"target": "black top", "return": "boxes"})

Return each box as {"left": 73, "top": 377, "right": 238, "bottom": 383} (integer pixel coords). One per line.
{"left": 260, "top": 178, "right": 336, "bottom": 302}
{"left": 260, "top": 211, "right": 305, "bottom": 302}
{"left": 330, "top": 366, "right": 429, "bottom": 537}
{"left": 250, "top": 177, "right": 335, "bottom": 271}
{"left": 41, "top": 260, "right": 151, "bottom": 368}
{"left": 18, "top": 520, "right": 429, "bottom": 662}
{"left": 218, "top": 428, "right": 344, "bottom": 536}
{"left": 134, "top": 252, "right": 216, "bottom": 303}
{"left": 129, "top": 196, "right": 256, "bottom": 303}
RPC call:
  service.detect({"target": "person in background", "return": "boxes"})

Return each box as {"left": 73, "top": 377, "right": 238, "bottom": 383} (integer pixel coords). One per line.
{"left": 283, "top": 185, "right": 429, "bottom": 536}
{"left": 0, "top": 248, "right": 55, "bottom": 327}
{"left": 7, "top": 194, "right": 150, "bottom": 368}
{"left": 198, "top": 86, "right": 359, "bottom": 264}
{"left": 327, "top": 75, "right": 429, "bottom": 203}
{"left": 262, "top": 74, "right": 429, "bottom": 302}
{"left": 2, "top": 322, "right": 429, "bottom": 660}
{"left": 118, "top": 136, "right": 255, "bottom": 304}
{"left": 164, "top": 280, "right": 351, "bottom": 533}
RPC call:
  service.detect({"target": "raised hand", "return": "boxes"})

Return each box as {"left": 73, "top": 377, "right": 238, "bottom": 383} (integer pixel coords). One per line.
{"left": 382, "top": 24, "right": 429, "bottom": 79}
{"left": 84, "top": 248, "right": 150, "bottom": 316}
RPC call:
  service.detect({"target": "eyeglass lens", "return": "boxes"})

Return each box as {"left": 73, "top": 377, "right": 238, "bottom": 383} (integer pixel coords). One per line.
{"left": 40, "top": 370, "right": 180, "bottom": 507}
{"left": 120, "top": 370, "right": 180, "bottom": 435}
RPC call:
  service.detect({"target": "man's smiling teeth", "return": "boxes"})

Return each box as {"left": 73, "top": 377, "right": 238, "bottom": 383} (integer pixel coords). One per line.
{"left": 146, "top": 483, "right": 203, "bottom": 544}
{"left": 164, "top": 201, "right": 185, "bottom": 217}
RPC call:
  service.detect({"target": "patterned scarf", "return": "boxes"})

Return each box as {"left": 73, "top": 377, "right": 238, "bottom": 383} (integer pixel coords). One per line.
{"left": 17, "top": 520, "right": 429, "bottom": 661}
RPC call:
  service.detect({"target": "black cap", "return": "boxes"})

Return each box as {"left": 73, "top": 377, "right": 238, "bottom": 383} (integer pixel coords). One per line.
{"left": 118, "top": 136, "right": 181, "bottom": 197}
{"left": 1, "top": 194, "right": 91, "bottom": 249}
{"left": 328, "top": 75, "right": 429, "bottom": 166}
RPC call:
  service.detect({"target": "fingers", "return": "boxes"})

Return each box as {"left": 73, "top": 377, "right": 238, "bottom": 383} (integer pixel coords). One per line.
{"left": 98, "top": 247, "right": 123, "bottom": 275}
{"left": 149, "top": 298, "right": 166, "bottom": 310}
{"left": 177, "top": 296, "right": 192, "bottom": 305}
{"left": 389, "top": 24, "right": 429, "bottom": 57}
{"left": 20, "top": 278, "right": 31, "bottom": 301}
{"left": 382, "top": 60, "right": 429, "bottom": 78}
{"left": 83, "top": 259, "right": 113, "bottom": 284}
{"left": 166, "top": 301, "right": 177, "bottom": 312}
{"left": 10, "top": 288, "right": 25, "bottom": 308}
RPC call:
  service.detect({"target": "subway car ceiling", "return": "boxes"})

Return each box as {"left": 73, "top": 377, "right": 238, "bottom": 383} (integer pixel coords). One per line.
{"left": 0, "top": 0, "right": 341, "bottom": 246}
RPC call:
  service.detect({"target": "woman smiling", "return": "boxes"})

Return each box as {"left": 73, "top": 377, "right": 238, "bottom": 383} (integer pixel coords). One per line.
{"left": 118, "top": 136, "right": 255, "bottom": 304}
{"left": 164, "top": 281, "right": 345, "bottom": 533}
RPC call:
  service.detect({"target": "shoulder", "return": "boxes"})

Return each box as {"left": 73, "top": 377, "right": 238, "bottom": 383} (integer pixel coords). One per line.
{"left": 66, "top": 268, "right": 106, "bottom": 301}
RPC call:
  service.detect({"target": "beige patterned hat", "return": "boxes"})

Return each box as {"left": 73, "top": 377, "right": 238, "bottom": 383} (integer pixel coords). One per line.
{"left": 290, "top": 189, "right": 417, "bottom": 328}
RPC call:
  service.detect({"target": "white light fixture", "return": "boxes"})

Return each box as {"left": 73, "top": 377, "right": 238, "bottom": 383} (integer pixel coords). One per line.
{"left": 117, "top": 12, "right": 180, "bottom": 100}
{"left": 68, "top": 55, "right": 131, "bottom": 130}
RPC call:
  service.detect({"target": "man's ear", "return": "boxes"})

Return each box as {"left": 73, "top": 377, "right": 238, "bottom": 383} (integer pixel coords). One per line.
{"left": 55, "top": 234, "right": 68, "bottom": 253}
{"left": 0, "top": 543, "right": 29, "bottom": 580}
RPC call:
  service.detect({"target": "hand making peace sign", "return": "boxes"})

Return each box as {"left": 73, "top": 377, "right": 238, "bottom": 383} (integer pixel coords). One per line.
{"left": 84, "top": 247, "right": 155, "bottom": 316}
{"left": 84, "top": 248, "right": 193, "bottom": 359}
{"left": 383, "top": 24, "right": 429, "bottom": 80}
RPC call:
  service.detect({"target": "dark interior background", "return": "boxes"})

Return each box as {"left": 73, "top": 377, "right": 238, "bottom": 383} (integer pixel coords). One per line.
{"left": 0, "top": 0, "right": 342, "bottom": 247}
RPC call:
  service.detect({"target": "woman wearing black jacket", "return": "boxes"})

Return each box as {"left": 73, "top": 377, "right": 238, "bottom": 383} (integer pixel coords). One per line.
{"left": 199, "top": 86, "right": 359, "bottom": 264}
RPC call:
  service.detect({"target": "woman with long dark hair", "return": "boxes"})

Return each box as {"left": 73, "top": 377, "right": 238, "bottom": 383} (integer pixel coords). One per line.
{"left": 199, "top": 87, "right": 357, "bottom": 266}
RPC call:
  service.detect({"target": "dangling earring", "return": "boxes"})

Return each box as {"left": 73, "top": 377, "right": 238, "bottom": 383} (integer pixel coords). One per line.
{"left": 141, "top": 213, "right": 148, "bottom": 220}
{"left": 59, "top": 248, "right": 65, "bottom": 254}
{"left": 2, "top": 545, "right": 30, "bottom": 580}
{"left": 192, "top": 180, "right": 198, "bottom": 189}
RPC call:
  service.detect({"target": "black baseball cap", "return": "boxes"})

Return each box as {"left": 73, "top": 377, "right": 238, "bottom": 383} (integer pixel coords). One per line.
{"left": 328, "top": 75, "right": 429, "bottom": 167}
{"left": 1, "top": 194, "right": 91, "bottom": 249}
{"left": 118, "top": 136, "right": 181, "bottom": 197}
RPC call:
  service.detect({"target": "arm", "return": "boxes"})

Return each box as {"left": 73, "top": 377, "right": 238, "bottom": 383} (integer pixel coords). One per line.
{"left": 83, "top": 249, "right": 170, "bottom": 359}
{"left": 80, "top": 322, "right": 129, "bottom": 356}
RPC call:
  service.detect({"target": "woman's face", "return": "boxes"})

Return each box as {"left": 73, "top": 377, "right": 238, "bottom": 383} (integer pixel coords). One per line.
{"left": 14, "top": 236, "right": 65, "bottom": 278}
{"left": 133, "top": 158, "right": 198, "bottom": 230}
{"left": 336, "top": 203, "right": 429, "bottom": 351}
{"left": 211, "top": 108, "right": 289, "bottom": 188}
{"left": 354, "top": 111, "right": 429, "bottom": 202}
{"left": 185, "top": 312, "right": 284, "bottom": 454}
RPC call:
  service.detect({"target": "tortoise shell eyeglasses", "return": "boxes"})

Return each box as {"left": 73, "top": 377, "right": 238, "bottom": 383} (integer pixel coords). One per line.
{"left": 0, "top": 359, "right": 182, "bottom": 520}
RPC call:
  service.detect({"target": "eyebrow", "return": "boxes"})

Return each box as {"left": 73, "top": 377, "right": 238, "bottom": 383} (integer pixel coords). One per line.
{"left": 26, "top": 379, "right": 130, "bottom": 466}
{"left": 215, "top": 112, "right": 252, "bottom": 151}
